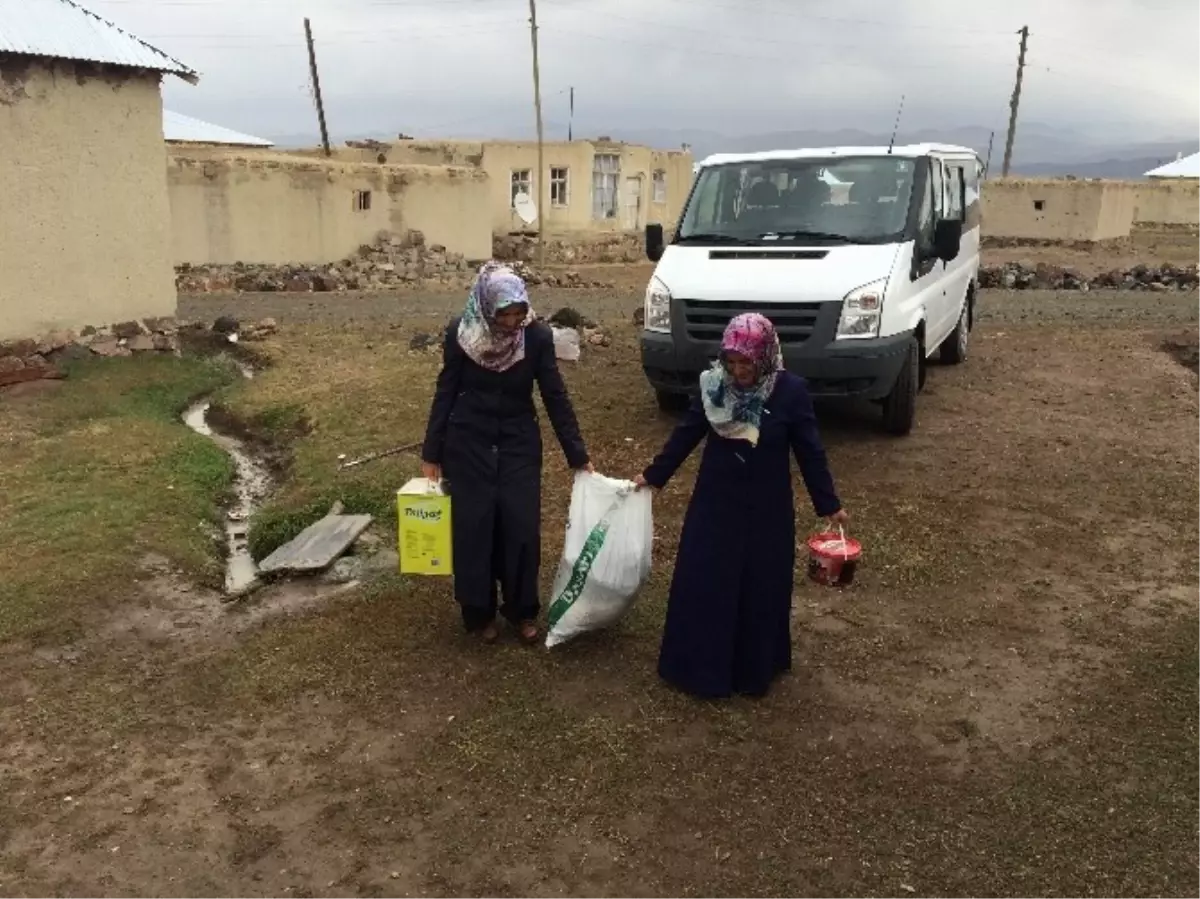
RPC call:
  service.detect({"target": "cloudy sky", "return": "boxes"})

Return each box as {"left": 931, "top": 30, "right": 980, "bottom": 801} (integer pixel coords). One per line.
{"left": 90, "top": 0, "right": 1198, "bottom": 146}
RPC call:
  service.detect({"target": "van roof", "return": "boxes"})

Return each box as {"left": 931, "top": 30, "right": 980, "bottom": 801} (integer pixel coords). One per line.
{"left": 698, "top": 143, "right": 979, "bottom": 167}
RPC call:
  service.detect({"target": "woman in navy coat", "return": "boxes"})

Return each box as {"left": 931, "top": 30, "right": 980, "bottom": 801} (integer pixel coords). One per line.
{"left": 422, "top": 262, "right": 591, "bottom": 644}
{"left": 636, "top": 313, "right": 847, "bottom": 698}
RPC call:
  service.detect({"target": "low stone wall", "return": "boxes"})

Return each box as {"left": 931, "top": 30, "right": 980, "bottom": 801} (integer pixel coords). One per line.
{"left": 978, "top": 262, "right": 1198, "bottom": 291}
{"left": 493, "top": 232, "right": 648, "bottom": 265}
{"left": 177, "top": 230, "right": 615, "bottom": 294}
{"left": 0, "top": 318, "right": 183, "bottom": 387}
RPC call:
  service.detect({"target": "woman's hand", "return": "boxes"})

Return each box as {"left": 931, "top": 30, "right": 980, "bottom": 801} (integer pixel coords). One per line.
{"left": 421, "top": 460, "right": 442, "bottom": 483}
{"left": 578, "top": 462, "right": 595, "bottom": 474}
{"left": 826, "top": 508, "right": 849, "bottom": 527}
{"left": 633, "top": 474, "right": 656, "bottom": 492}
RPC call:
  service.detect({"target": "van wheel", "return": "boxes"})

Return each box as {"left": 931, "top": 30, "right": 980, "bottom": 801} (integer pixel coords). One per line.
{"left": 655, "top": 389, "right": 689, "bottom": 413}
{"left": 881, "top": 337, "right": 919, "bottom": 436}
{"left": 940, "top": 297, "right": 970, "bottom": 365}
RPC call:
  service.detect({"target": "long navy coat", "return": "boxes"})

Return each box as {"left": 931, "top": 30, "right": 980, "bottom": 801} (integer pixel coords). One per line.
{"left": 422, "top": 320, "right": 589, "bottom": 628}
{"left": 642, "top": 371, "right": 841, "bottom": 698}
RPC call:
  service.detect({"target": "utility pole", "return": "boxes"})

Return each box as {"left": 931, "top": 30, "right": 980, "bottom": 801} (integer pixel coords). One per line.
{"left": 1001, "top": 25, "right": 1029, "bottom": 178}
{"left": 568, "top": 86, "right": 574, "bottom": 141}
{"left": 527, "top": 0, "right": 546, "bottom": 265}
{"left": 984, "top": 130, "right": 995, "bottom": 178}
{"left": 304, "top": 18, "right": 331, "bottom": 157}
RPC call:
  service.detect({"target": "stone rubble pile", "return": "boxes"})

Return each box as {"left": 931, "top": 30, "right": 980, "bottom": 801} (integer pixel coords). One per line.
{"left": 493, "top": 232, "right": 647, "bottom": 265}
{"left": 176, "top": 230, "right": 611, "bottom": 294}
{"left": 0, "top": 316, "right": 280, "bottom": 388}
{"left": 979, "top": 262, "right": 1199, "bottom": 291}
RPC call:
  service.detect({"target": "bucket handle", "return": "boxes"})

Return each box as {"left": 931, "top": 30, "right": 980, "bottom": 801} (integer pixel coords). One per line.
{"left": 813, "top": 521, "right": 851, "bottom": 561}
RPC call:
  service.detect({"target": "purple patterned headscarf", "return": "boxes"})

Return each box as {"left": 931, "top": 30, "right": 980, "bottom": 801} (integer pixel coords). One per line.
{"left": 698, "top": 313, "right": 784, "bottom": 446}
{"left": 457, "top": 261, "right": 535, "bottom": 372}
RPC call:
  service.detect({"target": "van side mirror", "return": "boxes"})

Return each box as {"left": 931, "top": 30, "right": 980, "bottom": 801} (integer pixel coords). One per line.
{"left": 645, "top": 223, "right": 665, "bottom": 262}
{"left": 933, "top": 219, "right": 962, "bottom": 262}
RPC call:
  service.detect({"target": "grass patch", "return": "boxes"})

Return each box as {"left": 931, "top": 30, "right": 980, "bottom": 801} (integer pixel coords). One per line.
{"left": 0, "top": 353, "right": 242, "bottom": 644}
{"left": 221, "top": 324, "right": 450, "bottom": 560}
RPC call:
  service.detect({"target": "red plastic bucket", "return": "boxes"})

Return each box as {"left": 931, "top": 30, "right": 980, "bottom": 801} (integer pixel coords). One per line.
{"left": 806, "top": 528, "right": 862, "bottom": 587}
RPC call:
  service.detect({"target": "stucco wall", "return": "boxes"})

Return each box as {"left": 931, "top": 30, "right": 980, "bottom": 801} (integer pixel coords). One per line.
{"left": 0, "top": 58, "right": 175, "bottom": 340}
{"left": 367, "top": 139, "right": 693, "bottom": 236}
{"left": 982, "top": 179, "right": 1137, "bottom": 241}
{"left": 1133, "top": 180, "right": 1199, "bottom": 226}
{"left": 167, "top": 150, "right": 491, "bottom": 264}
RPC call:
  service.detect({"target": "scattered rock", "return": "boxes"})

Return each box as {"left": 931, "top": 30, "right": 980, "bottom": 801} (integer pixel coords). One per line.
{"left": 548, "top": 307, "right": 594, "bottom": 329}
{"left": 112, "top": 320, "right": 145, "bottom": 339}
{"left": 213, "top": 315, "right": 240, "bottom": 334}
{"left": 979, "top": 261, "right": 1199, "bottom": 292}
{"left": 241, "top": 318, "right": 279, "bottom": 342}
{"left": 409, "top": 332, "right": 438, "bottom": 352}
{"left": 89, "top": 337, "right": 129, "bottom": 358}
{"left": 0, "top": 314, "right": 186, "bottom": 388}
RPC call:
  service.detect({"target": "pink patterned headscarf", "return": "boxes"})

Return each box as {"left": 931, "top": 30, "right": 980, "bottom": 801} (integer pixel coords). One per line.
{"left": 698, "top": 313, "right": 784, "bottom": 446}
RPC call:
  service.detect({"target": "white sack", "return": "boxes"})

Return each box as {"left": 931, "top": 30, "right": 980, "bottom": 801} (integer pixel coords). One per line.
{"left": 551, "top": 326, "right": 581, "bottom": 362}
{"left": 545, "top": 471, "right": 653, "bottom": 648}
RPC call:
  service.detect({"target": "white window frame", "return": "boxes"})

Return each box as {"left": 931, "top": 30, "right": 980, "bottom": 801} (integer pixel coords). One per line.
{"left": 510, "top": 169, "right": 532, "bottom": 206}
{"left": 652, "top": 169, "right": 667, "bottom": 204}
{"left": 592, "top": 153, "right": 620, "bottom": 220}
{"left": 550, "top": 167, "right": 569, "bottom": 206}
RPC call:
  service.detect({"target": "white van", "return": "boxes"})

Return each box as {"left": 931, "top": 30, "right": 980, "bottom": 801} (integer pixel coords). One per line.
{"left": 642, "top": 143, "right": 983, "bottom": 435}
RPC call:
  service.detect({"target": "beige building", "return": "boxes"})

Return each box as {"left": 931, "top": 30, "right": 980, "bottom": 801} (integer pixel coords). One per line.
{"left": 167, "top": 149, "right": 492, "bottom": 265}
{"left": 982, "top": 178, "right": 1138, "bottom": 241}
{"left": 0, "top": 0, "right": 195, "bottom": 341}
{"left": 330, "top": 138, "right": 694, "bottom": 237}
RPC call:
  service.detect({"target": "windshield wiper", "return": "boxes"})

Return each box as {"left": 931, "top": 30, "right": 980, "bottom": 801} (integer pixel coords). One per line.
{"left": 760, "top": 230, "right": 867, "bottom": 244}
{"left": 675, "top": 232, "right": 752, "bottom": 244}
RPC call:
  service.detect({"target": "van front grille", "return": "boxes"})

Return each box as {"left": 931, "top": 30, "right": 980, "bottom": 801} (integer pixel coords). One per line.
{"left": 679, "top": 298, "right": 823, "bottom": 344}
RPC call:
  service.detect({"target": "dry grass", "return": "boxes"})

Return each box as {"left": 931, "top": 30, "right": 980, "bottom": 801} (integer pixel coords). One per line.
{"left": 0, "top": 311, "right": 1196, "bottom": 896}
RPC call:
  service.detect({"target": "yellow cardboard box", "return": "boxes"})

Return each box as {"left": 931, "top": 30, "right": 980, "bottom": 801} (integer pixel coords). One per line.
{"left": 397, "top": 478, "right": 453, "bottom": 576}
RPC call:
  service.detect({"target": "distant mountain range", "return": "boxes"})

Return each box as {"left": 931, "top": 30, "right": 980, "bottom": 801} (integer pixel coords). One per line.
{"left": 264, "top": 122, "right": 1198, "bottom": 179}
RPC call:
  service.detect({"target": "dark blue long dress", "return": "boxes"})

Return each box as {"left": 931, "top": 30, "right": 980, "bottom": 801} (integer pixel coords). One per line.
{"left": 642, "top": 371, "right": 842, "bottom": 699}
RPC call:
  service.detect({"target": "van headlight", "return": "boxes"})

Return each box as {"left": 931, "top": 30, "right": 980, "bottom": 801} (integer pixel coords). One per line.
{"left": 644, "top": 276, "right": 671, "bottom": 332}
{"left": 836, "top": 278, "right": 886, "bottom": 339}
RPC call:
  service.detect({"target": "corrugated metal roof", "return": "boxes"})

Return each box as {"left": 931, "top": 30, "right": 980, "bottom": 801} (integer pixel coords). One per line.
{"left": 1145, "top": 152, "right": 1200, "bottom": 179}
{"left": 164, "top": 110, "right": 273, "bottom": 147}
{"left": 0, "top": 0, "right": 197, "bottom": 82}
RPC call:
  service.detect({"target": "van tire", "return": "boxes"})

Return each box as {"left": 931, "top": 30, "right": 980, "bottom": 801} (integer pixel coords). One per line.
{"left": 656, "top": 389, "right": 689, "bottom": 414}
{"left": 940, "top": 295, "right": 971, "bottom": 365}
{"left": 881, "top": 337, "right": 919, "bottom": 436}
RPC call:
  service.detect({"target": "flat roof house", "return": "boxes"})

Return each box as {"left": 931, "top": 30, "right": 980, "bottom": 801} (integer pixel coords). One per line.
{"left": 0, "top": 0, "right": 197, "bottom": 340}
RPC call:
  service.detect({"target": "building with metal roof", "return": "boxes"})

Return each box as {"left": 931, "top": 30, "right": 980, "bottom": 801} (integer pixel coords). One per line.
{"left": 1144, "top": 152, "right": 1200, "bottom": 179}
{"left": 0, "top": 0, "right": 196, "bottom": 82}
{"left": 1, "top": 0, "right": 197, "bottom": 341}
{"left": 164, "top": 110, "right": 274, "bottom": 148}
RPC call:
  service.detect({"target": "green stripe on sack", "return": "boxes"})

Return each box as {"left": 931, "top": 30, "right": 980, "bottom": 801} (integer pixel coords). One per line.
{"left": 546, "top": 519, "right": 611, "bottom": 629}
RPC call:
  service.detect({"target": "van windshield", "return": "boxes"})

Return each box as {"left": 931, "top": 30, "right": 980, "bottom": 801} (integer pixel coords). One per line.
{"left": 677, "top": 156, "right": 917, "bottom": 245}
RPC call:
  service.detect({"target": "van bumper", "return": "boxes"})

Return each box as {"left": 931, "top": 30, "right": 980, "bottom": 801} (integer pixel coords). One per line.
{"left": 641, "top": 328, "right": 912, "bottom": 401}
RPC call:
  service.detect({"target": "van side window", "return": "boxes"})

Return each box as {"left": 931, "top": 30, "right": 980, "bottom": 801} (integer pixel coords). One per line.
{"left": 929, "top": 161, "right": 944, "bottom": 221}
{"left": 963, "top": 161, "right": 982, "bottom": 229}
{"left": 916, "top": 166, "right": 935, "bottom": 248}
{"left": 944, "top": 165, "right": 965, "bottom": 221}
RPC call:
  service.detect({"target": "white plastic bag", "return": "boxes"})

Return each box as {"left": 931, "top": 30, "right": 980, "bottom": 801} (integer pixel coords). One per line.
{"left": 545, "top": 471, "right": 653, "bottom": 648}
{"left": 551, "top": 326, "right": 581, "bottom": 362}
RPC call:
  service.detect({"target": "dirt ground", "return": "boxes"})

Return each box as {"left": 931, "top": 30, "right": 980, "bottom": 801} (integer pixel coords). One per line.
{"left": 1, "top": 274, "right": 1197, "bottom": 896}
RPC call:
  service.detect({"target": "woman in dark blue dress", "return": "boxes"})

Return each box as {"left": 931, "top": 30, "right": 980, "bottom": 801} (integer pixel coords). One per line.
{"left": 422, "top": 262, "right": 592, "bottom": 644}
{"left": 635, "top": 314, "right": 847, "bottom": 698}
